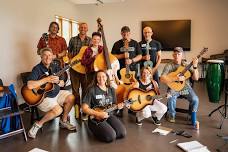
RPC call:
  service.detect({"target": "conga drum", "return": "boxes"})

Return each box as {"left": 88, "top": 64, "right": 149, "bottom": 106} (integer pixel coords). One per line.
{"left": 206, "top": 60, "right": 225, "bottom": 103}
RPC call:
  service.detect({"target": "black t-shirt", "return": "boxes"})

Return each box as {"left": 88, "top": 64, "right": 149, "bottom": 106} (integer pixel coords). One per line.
{"left": 111, "top": 39, "right": 142, "bottom": 71}
{"left": 82, "top": 86, "right": 117, "bottom": 109}
{"left": 27, "top": 62, "right": 64, "bottom": 98}
{"left": 138, "top": 80, "right": 159, "bottom": 95}
{"left": 139, "top": 39, "right": 162, "bottom": 68}
{"left": 138, "top": 80, "right": 153, "bottom": 91}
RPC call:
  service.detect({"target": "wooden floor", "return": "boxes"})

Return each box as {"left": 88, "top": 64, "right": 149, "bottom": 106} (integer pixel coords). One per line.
{"left": 0, "top": 81, "right": 228, "bottom": 152}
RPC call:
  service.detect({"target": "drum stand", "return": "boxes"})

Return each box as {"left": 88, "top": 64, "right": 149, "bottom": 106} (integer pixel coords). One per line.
{"left": 208, "top": 79, "right": 228, "bottom": 129}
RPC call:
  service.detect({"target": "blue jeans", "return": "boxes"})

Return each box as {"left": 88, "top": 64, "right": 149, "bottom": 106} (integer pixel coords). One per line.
{"left": 167, "top": 86, "right": 199, "bottom": 120}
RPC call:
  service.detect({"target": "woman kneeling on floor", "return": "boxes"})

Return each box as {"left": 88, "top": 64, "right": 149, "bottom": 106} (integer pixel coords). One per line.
{"left": 82, "top": 70, "right": 126, "bottom": 143}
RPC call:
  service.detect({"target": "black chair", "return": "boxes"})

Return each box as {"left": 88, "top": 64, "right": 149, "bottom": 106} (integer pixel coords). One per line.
{"left": 20, "top": 72, "right": 41, "bottom": 125}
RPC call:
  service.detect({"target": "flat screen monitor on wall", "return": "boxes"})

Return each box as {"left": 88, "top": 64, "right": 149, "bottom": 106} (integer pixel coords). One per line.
{"left": 142, "top": 20, "right": 191, "bottom": 51}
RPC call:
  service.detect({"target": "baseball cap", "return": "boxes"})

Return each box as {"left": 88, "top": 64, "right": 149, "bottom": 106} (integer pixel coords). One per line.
{"left": 174, "top": 47, "right": 183, "bottom": 53}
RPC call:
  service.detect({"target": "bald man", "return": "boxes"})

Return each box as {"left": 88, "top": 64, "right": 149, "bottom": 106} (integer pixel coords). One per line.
{"left": 139, "top": 26, "right": 162, "bottom": 84}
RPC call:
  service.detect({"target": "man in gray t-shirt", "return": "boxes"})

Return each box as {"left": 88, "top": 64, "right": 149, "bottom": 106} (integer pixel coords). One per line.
{"left": 160, "top": 47, "right": 199, "bottom": 128}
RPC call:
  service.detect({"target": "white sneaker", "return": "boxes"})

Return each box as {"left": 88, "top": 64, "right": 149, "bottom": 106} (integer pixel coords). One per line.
{"left": 28, "top": 122, "right": 42, "bottom": 139}
{"left": 59, "top": 119, "right": 77, "bottom": 131}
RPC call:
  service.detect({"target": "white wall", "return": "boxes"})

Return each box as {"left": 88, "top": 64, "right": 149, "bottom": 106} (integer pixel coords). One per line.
{"left": 73, "top": 0, "right": 228, "bottom": 60}
{"left": 0, "top": 0, "right": 80, "bottom": 103}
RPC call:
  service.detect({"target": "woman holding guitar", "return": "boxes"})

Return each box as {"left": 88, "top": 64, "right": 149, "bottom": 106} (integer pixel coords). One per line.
{"left": 132, "top": 67, "right": 167, "bottom": 126}
{"left": 82, "top": 70, "right": 126, "bottom": 143}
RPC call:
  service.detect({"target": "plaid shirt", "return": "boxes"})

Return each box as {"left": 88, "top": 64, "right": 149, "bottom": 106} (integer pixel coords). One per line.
{"left": 68, "top": 35, "right": 91, "bottom": 58}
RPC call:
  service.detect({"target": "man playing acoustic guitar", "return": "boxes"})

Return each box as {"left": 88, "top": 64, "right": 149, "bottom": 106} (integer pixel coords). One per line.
{"left": 111, "top": 26, "right": 142, "bottom": 117}
{"left": 160, "top": 47, "right": 199, "bottom": 129}
{"left": 27, "top": 47, "right": 76, "bottom": 139}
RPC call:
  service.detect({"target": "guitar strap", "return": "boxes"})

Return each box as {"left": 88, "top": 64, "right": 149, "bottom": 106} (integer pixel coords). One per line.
{"left": 151, "top": 79, "right": 160, "bottom": 95}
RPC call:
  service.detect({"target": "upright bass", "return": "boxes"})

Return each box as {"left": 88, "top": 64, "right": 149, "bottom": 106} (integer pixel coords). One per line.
{"left": 93, "top": 18, "right": 125, "bottom": 103}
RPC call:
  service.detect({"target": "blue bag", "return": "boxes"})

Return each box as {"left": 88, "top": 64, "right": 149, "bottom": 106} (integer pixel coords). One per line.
{"left": 0, "top": 84, "right": 21, "bottom": 133}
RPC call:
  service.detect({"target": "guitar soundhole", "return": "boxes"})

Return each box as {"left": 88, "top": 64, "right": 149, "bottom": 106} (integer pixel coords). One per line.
{"left": 146, "top": 95, "right": 152, "bottom": 101}
{"left": 53, "top": 59, "right": 61, "bottom": 67}
{"left": 37, "top": 89, "right": 45, "bottom": 95}
{"left": 125, "top": 74, "right": 131, "bottom": 79}
{"left": 40, "top": 84, "right": 46, "bottom": 88}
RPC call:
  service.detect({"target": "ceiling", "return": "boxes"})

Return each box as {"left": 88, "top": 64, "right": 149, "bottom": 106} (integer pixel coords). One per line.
{"left": 67, "top": 0, "right": 125, "bottom": 5}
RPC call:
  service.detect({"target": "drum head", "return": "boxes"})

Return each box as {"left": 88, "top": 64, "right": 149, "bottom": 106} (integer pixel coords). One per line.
{"left": 207, "top": 59, "right": 224, "bottom": 64}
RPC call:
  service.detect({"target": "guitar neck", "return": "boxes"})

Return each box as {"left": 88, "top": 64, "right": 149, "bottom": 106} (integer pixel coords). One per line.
{"left": 151, "top": 94, "right": 167, "bottom": 100}
{"left": 126, "top": 63, "right": 130, "bottom": 74}
{"left": 55, "top": 65, "right": 70, "bottom": 77}
{"left": 181, "top": 52, "right": 203, "bottom": 74}
{"left": 54, "top": 60, "right": 79, "bottom": 77}
{"left": 105, "top": 105, "right": 118, "bottom": 113}
{"left": 146, "top": 49, "right": 149, "bottom": 56}
{"left": 124, "top": 50, "right": 131, "bottom": 74}
{"left": 182, "top": 61, "right": 193, "bottom": 74}
{"left": 42, "top": 33, "right": 49, "bottom": 47}
{"left": 146, "top": 44, "right": 150, "bottom": 56}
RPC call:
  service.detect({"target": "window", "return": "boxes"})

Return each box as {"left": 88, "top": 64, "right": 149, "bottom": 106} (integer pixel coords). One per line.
{"left": 55, "top": 15, "right": 79, "bottom": 44}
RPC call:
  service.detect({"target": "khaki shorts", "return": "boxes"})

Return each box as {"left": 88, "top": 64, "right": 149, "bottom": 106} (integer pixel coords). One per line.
{"left": 38, "top": 90, "right": 72, "bottom": 112}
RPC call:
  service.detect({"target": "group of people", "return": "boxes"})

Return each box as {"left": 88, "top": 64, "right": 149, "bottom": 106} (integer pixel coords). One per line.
{"left": 26, "top": 21, "right": 199, "bottom": 143}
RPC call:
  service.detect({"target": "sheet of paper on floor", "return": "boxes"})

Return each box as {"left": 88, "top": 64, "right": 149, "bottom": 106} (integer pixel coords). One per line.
{"left": 28, "top": 148, "right": 48, "bottom": 152}
{"left": 152, "top": 126, "right": 173, "bottom": 135}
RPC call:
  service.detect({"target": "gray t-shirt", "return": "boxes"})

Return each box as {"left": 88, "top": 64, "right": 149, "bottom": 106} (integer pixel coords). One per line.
{"left": 161, "top": 61, "right": 193, "bottom": 91}
{"left": 82, "top": 86, "right": 117, "bottom": 108}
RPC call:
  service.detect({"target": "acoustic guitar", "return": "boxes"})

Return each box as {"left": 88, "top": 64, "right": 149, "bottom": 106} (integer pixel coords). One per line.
{"left": 166, "top": 48, "right": 208, "bottom": 91}
{"left": 21, "top": 60, "right": 79, "bottom": 106}
{"left": 143, "top": 42, "right": 153, "bottom": 68}
{"left": 70, "top": 46, "right": 87, "bottom": 74}
{"left": 90, "top": 102, "right": 130, "bottom": 125}
{"left": 120, "top": 40, "right": 137, "bottom": 85}
{"left": 127, "top": 88, "right": 188, "bottom": 112}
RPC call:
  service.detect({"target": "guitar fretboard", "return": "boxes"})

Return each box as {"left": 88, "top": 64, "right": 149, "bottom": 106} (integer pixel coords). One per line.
{"left": 53, "top": 59, "right": 79, "bottom": 77}
{"left": 180, "top": 48, "right": 208, "bottom": 75}
{"left": 105, "top": 105, "right": 118, "bottom": 113}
